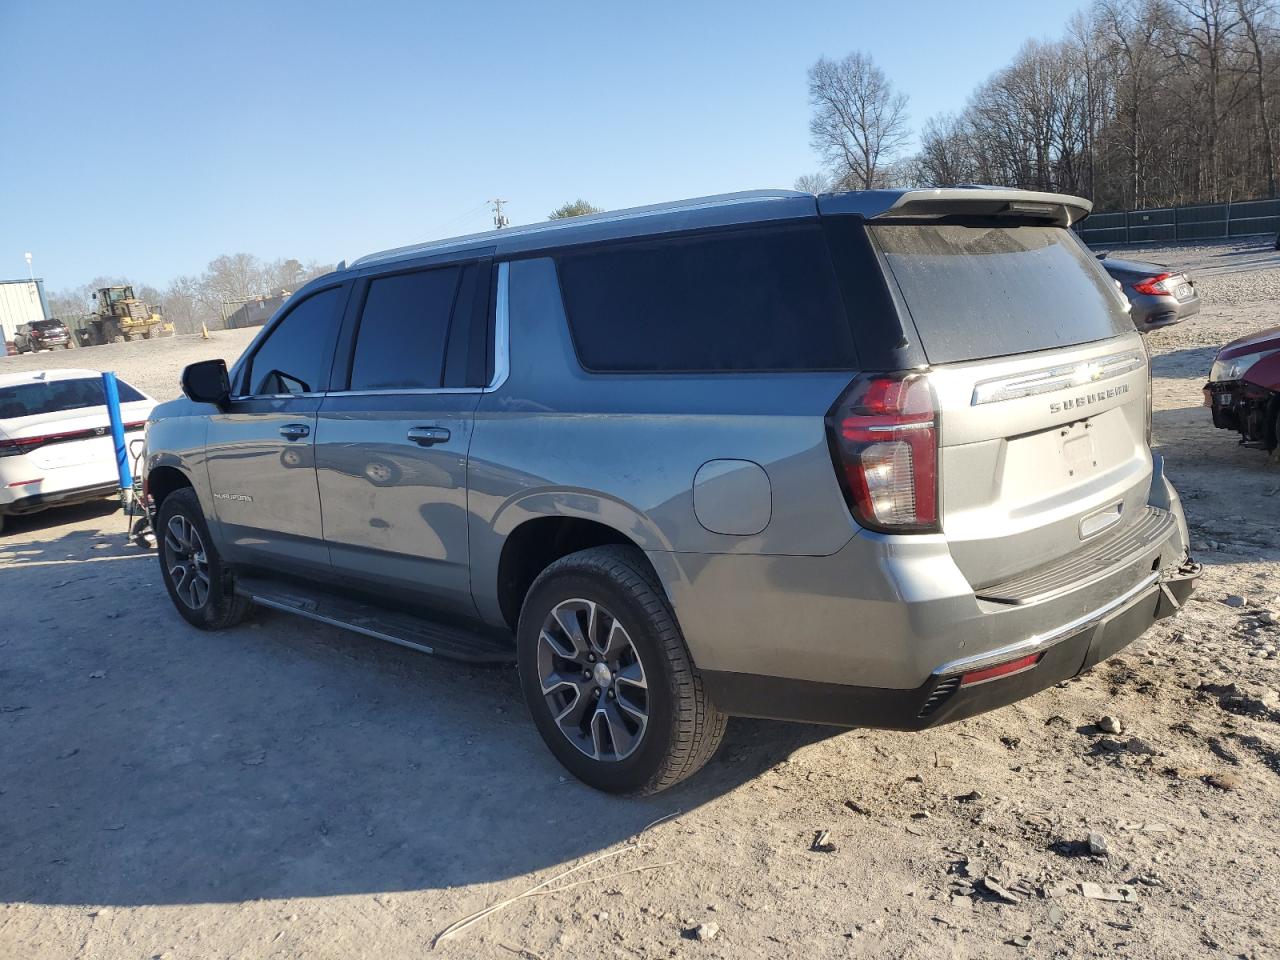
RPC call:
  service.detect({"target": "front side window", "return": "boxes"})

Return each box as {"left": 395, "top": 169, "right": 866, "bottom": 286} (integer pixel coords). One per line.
{"left": 348, "top": 266, "right": 462, "bottom": 390}
{"left": 555, "top": 224, "right": 857, "bottom": 373}
{"left": 244, "top": 286, "right": 343, "bottom": 395}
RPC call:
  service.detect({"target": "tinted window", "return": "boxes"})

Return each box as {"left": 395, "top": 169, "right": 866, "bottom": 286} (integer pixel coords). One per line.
{"left": 0, "top": 378, "right": 146, "bottom": 419}
{"left": 245, "top": 286, "right": 343, "bottom": 395}
{"left": 870, "top": 224, "right": 1131, "bottom": 364}
{"left": 556, "top": 225, "right": 857, "bottom": 372}
{"left": 349, "top": 266, "right": 461, "bottom": 390}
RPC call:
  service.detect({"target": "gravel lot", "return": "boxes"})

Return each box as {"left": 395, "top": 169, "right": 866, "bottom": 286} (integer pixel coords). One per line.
{"left": 2, "top": 269, "right": 1279, "bottom": 960}
{"left": 0, "top": 329, "right": 260, "bottom": 400}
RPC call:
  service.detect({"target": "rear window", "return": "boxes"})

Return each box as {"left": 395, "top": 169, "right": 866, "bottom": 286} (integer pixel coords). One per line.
{"left": 870, "top": 224, "right": 1131, "bottom": 364}
{"left": 556, "top": 224, "right": 858, "bottom": 372}
{"left": 0, "top": 378, "right": 146, "bottom": 419}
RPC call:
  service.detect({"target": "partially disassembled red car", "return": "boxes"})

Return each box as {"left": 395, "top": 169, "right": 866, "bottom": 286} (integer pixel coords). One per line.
{"left": 1205, "top": 326, "right": 1280, "bottom": 449}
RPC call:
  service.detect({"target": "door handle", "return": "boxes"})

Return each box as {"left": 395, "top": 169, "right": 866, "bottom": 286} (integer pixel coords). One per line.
{"left": 407, "top": 426, "right": 450, "bottom": 446}
{"left": 279, "top": 423, "right": 311, "bottom": 441}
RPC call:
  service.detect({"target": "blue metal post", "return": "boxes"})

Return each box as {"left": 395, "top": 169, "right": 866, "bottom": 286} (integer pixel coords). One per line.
{"left": 101, "top": 371, "right": 132, "bottom": 496}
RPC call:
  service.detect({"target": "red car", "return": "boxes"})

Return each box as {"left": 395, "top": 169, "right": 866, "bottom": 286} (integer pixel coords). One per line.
{"left": 1205, "top": 326, "right": 1280, "bottom": 449}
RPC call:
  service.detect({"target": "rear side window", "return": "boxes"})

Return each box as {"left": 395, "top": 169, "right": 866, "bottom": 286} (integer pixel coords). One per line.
{"left": 0, "top": 378, "right": 145, "bottom": 419}
{"left": 245, "top": 286, "right": 344, "bottom": 395}
{"left": 870, "top": 224, "right": 1131, "bottom": 364}
{"left": 349, "top": 266, "right": 462, "bottom": 390}
{"left": 556, "top": 224, "right": 858, "bottom": 372}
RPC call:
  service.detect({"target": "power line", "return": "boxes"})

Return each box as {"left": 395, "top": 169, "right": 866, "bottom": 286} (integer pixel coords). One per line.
{"left": 490, "top": 198, "right": 510, "bottom": 230}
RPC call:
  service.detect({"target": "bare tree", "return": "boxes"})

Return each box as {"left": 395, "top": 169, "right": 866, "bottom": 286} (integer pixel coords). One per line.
{"left": 916, "top": 114, "right": 979, "bottom": 186}
{"left": 1170, "top": 0, "right": 1249, "bottom": 198}
{"left": 793, "top": 172, "right": 833, "bottom": 194}
{"left": 1237, "top": 0, "right": 1279, "bottom": 196}
{"left": 807, "top": 52, "right": 911, "bottom": 190}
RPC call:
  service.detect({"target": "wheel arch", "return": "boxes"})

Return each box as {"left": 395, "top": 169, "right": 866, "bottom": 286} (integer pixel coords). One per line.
{"left": 493, "top": 513, "right": 667, "bottom": 632}
{"left": 146, "top": 462, "right": 194, "bottom": 510}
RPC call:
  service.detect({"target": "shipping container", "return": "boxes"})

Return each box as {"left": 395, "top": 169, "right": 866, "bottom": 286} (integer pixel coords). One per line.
{"left": 0, "top": 278, "right": 50, "bottom": 351}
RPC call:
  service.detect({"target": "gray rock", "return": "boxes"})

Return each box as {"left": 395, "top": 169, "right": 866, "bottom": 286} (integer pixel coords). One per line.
{"left": 1088, "top": 832, "right": 1110, "bottom": 856}
{"left": 1079, "top": 882, "right": 1137, "bottom": 903}
{"left": 1224, "top": 594, "right": 1247, "bottom": 608}
{"left": 1099, "top": 715, "right": 1123, "bottom": 735}
{"left": 979, "top": 876, "right": 1021, "bottom": 904}
{"left": 693, "top": 921, "right": 720, "bottom": 942}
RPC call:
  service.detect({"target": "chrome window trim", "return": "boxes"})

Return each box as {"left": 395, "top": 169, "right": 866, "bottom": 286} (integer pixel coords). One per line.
{"left": 324, "top": 387, "right": 485, "bottom": 398}
{"left": 231, "top": 263, "right": 509, "bottom": 400}
{"left": 970, "top": 348, "right": 1145, "bottom": 406}
{"left": 228, "top": 392, "right": 326, "bottom": 402}
{"left": 484, "top": 261, "right": 510, "bottom": 393}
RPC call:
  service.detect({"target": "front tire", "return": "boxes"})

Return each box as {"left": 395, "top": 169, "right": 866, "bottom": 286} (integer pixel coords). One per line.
{"left": 517, "top": 545, "right": 727, "bottom": 794}
{"left": 157, "top": 488, "right": 250, "bottom": 630}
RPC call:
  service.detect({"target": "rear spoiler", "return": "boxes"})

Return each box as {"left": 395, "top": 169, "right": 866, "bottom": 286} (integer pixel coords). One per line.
{"left": 817, "top": 188, "right": 1092, "bottom": 228}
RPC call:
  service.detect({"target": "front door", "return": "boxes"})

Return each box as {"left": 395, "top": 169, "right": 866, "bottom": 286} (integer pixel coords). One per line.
{"left": 205, "top": 283, "right": 348, "bottom": 573}
{"left": 316, "top": 259, "right": 490, "bottom": 616}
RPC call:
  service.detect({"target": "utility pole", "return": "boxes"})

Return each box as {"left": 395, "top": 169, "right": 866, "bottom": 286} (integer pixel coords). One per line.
{"left": 490, "top": 198, "right": 510, "bottom": 230}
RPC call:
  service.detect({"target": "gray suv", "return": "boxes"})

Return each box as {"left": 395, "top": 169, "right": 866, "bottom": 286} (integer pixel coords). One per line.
{"left": 144, "top": 188, "right": 1200, "bottom": 794}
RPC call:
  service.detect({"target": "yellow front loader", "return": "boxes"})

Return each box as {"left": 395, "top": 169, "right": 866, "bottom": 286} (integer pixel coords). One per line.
{"left": 76, "top": 285, "right": 174, "bottom": 346}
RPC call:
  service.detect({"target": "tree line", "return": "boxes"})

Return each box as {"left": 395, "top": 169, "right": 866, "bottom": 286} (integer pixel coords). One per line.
{"left": 804, "top": 0, "right": 1280, "bottom": 212}
{"left": 47, "top": 254, "right": 334, "bottom": 335}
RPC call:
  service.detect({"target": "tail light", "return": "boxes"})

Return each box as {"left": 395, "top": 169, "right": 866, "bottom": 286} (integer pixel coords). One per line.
{"left": 1132, "top": 273, "right": 1174, "bottom": 296}
{"left": 0, "top": 420, "right": 145, "bottom": 457}
{"left": 825, "top": 372, "right": 939, "bottom": 533}
{"left": 958, "top": 652, "right": 1042, "bottom": 687}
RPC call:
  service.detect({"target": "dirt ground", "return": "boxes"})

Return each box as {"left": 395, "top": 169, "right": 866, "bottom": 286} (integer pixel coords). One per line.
{"left": 3, "top": 252, "right": 1280, "bottom": 960}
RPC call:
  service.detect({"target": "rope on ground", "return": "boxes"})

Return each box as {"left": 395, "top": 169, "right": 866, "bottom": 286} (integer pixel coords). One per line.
{"left": 431, "top": 811, "right": 680, "bottom": 949}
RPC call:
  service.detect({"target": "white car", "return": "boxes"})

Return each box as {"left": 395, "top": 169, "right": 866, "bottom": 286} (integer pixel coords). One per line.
{"left": 0, "top": 369, "right": 155, "bottom": 534}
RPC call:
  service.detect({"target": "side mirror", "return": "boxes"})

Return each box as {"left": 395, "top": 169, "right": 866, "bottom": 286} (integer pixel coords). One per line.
{"left": 182, "top": 359, "right": 231, "bottom": 408}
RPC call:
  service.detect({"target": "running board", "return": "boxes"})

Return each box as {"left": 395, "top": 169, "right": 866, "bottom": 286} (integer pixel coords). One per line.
{"left": 235, "top": 576, "right": 516, "bottom": 664}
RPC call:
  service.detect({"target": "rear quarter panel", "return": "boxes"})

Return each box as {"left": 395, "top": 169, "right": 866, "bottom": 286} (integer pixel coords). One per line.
{"left": 468, "top": 257, "right": 858, "bottom": 626}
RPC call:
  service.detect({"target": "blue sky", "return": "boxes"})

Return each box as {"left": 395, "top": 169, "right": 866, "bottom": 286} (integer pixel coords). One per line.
{"left": 1, "top": 0, "right": 1086, "bottom": 292}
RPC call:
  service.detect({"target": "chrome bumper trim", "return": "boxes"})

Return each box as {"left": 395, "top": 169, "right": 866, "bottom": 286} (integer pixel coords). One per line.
{"left": 932, "top": 570, "right": 1160, "bottom": 678}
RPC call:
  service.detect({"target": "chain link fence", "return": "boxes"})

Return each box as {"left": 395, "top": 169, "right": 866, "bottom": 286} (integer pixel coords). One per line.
{"left": 1078, "top": 198, "right": 1280, "bottom": 246}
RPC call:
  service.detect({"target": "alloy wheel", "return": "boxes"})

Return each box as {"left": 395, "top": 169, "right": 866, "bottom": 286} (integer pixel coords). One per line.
{"left": 536, "top": 598, "right": 649, "bottom": 761}
{"left": 164, "top": 515, "right": 211, "bottom": 610}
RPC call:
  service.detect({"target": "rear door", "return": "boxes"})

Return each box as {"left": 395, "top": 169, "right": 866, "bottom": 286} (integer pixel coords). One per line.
{"left": 315, "top": 256, "right": 491, "bottom": 616}
{"left": 204, "top": 283, "right": 348, "bottom": 573}
{"left": 866, "top": 221, "right": 1151, "bottom": 589}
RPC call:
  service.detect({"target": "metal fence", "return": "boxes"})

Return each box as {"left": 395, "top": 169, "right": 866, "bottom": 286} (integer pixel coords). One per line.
{"left": 1078, "top": 198, "right": 1280, "bottom": 245}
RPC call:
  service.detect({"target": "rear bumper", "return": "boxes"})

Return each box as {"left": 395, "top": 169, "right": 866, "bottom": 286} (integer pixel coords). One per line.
{"left": 652, "top": 457, "right": 1195, "bottom": 725}
{"left": 0, "top": 481, "right": 119, "bottom": 516}
{"left": 702, "top": 560, "right": 1199, "bottom": 728}
{"left": 1131, "top": 292, "right": 1200, "bottom": 331}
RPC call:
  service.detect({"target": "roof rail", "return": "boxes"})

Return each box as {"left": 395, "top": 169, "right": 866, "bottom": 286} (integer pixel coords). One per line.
{"left": 351, "top": 190, "right": 808, "bottom": 267}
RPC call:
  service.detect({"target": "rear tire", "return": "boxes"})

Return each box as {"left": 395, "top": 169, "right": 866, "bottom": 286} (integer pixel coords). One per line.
{"left": 517, "top": 545, "right": 727, "bottom": 794}
{"left": 157, "top": 488, "right": 251, "bottom": 630}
